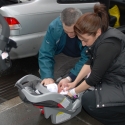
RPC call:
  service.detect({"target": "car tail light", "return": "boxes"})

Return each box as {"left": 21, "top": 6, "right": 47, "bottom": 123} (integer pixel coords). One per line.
{"left": 4, "top": 17, "right": 21, "bottom": 30}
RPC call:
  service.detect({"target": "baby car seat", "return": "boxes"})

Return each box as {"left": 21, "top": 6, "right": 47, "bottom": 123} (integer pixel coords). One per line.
{"left": 15, "top": 74, "right": 84, "bottom": 124}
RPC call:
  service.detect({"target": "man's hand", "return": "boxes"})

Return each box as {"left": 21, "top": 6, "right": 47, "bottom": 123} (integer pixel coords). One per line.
{"left": 58, "top": 78, "right": 70, "bottom": 93}
{"left": 41, "top": 78, "right": 55, "bottom": 85}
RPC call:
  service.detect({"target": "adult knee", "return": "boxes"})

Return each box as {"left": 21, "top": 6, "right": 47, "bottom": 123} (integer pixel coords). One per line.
{"left": 82, "top": 91, "right": 96, "bottom": 113}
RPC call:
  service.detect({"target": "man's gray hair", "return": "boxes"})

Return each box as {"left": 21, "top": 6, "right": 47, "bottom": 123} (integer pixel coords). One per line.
{"left": 60, "top": 7, "right": 82, "bottom": 26}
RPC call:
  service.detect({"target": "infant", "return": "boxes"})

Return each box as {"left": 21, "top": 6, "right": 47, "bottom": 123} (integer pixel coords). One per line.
{"left": 44, "top": 83, "right": 68, "bottom": 95}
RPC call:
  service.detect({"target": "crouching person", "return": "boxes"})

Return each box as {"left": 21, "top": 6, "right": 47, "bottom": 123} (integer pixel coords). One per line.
{"left": 59, "top": 3, "right": 125, "bottom": 125}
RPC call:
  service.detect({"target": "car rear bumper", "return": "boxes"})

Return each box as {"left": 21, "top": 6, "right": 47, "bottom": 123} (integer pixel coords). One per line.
{"left": 9, "top": 32, "right": 46, "bottom": 59}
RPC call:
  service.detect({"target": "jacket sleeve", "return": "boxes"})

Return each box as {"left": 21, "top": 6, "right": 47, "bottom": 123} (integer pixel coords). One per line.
{"left": 69, "top": 45, "right": 88, "bottom": 81}
{"left": 38, "top": 26, "right": 56, "bottom": 79}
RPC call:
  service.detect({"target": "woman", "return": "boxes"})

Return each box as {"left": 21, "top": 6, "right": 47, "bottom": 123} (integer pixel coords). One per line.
{"left": 61, "top": 3, "right": 125, "bottom": 125}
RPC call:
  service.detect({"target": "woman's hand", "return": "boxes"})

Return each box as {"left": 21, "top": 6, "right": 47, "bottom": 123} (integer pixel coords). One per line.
{"left": 65, "top": 82, "right": 76, "bottom": 91}
{"left": 67, "top": 91, "right": 73, "bottom": 97}
{"left": 58, "top": 78, "right": 70, "bottom": 93}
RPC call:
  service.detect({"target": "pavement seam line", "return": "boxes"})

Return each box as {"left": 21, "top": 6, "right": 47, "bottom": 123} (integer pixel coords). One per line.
{"left": 0, "top": 102, "right": 23, "bottom": 114}
{"left": 75, "top": 116, "right": 93, "bottom": 125}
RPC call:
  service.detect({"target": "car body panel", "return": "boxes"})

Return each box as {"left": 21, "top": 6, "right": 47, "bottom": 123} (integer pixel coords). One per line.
{"left": 1, "top": 0, "right": 98, "bottom": 59}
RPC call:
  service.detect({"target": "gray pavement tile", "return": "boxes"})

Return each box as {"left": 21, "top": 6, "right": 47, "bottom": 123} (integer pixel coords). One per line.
{"left": 0, "top": 100, "right": 103, "bottom": 125}
{"left": 0, "top": 97, "right": 22, "bottom": 112}
{"left": 0, "top": 102, "right": 89, "bottom": 125}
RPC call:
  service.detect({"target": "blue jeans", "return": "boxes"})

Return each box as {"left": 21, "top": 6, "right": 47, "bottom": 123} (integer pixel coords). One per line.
{"left": 82, "top": 90, "right": 125, "bottom": 125}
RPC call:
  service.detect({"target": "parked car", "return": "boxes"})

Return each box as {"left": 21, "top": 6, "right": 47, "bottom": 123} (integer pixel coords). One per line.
{"left": 0, "top": 0, "right": 125, "bottom": 60}
{"left": 0, "top": 0, "right": 98, "bottom": 59}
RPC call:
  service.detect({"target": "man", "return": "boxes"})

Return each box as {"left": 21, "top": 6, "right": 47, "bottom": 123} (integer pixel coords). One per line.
{"left": 38, "top": 7, "right": 88, "bottom": 85}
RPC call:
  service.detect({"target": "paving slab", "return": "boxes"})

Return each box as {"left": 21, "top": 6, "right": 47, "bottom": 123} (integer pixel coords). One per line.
{"left": 0, "top": 98, "right": 103, "bottom": 125}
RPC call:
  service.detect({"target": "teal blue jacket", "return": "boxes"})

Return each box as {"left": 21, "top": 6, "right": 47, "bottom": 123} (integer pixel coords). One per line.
{"left": 38, "top": 17, "right": 88, "bottom": 80}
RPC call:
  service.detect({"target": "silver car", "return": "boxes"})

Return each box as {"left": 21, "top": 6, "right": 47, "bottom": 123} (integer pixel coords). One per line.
{"left": 0, "top": 0, "right": 99, "bottom": 59}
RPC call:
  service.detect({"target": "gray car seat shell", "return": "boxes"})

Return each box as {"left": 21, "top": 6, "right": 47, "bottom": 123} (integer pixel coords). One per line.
{"left": 15, "top": 74, "right": 83, "bottom": 124}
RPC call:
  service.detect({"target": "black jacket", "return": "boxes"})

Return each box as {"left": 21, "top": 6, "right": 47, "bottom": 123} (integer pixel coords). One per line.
{"left": 88, "top": 27, "right": 125, "bottom": 108}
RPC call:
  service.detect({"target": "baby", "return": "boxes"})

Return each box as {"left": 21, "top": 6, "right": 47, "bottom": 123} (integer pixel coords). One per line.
{"left": 45, "top": 83, "right": 68, "bottom": 95}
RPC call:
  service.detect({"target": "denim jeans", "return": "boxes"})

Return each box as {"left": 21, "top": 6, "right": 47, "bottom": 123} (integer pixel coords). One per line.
{"left": 82, "top": 90, "right": 125, "bottom": 125}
